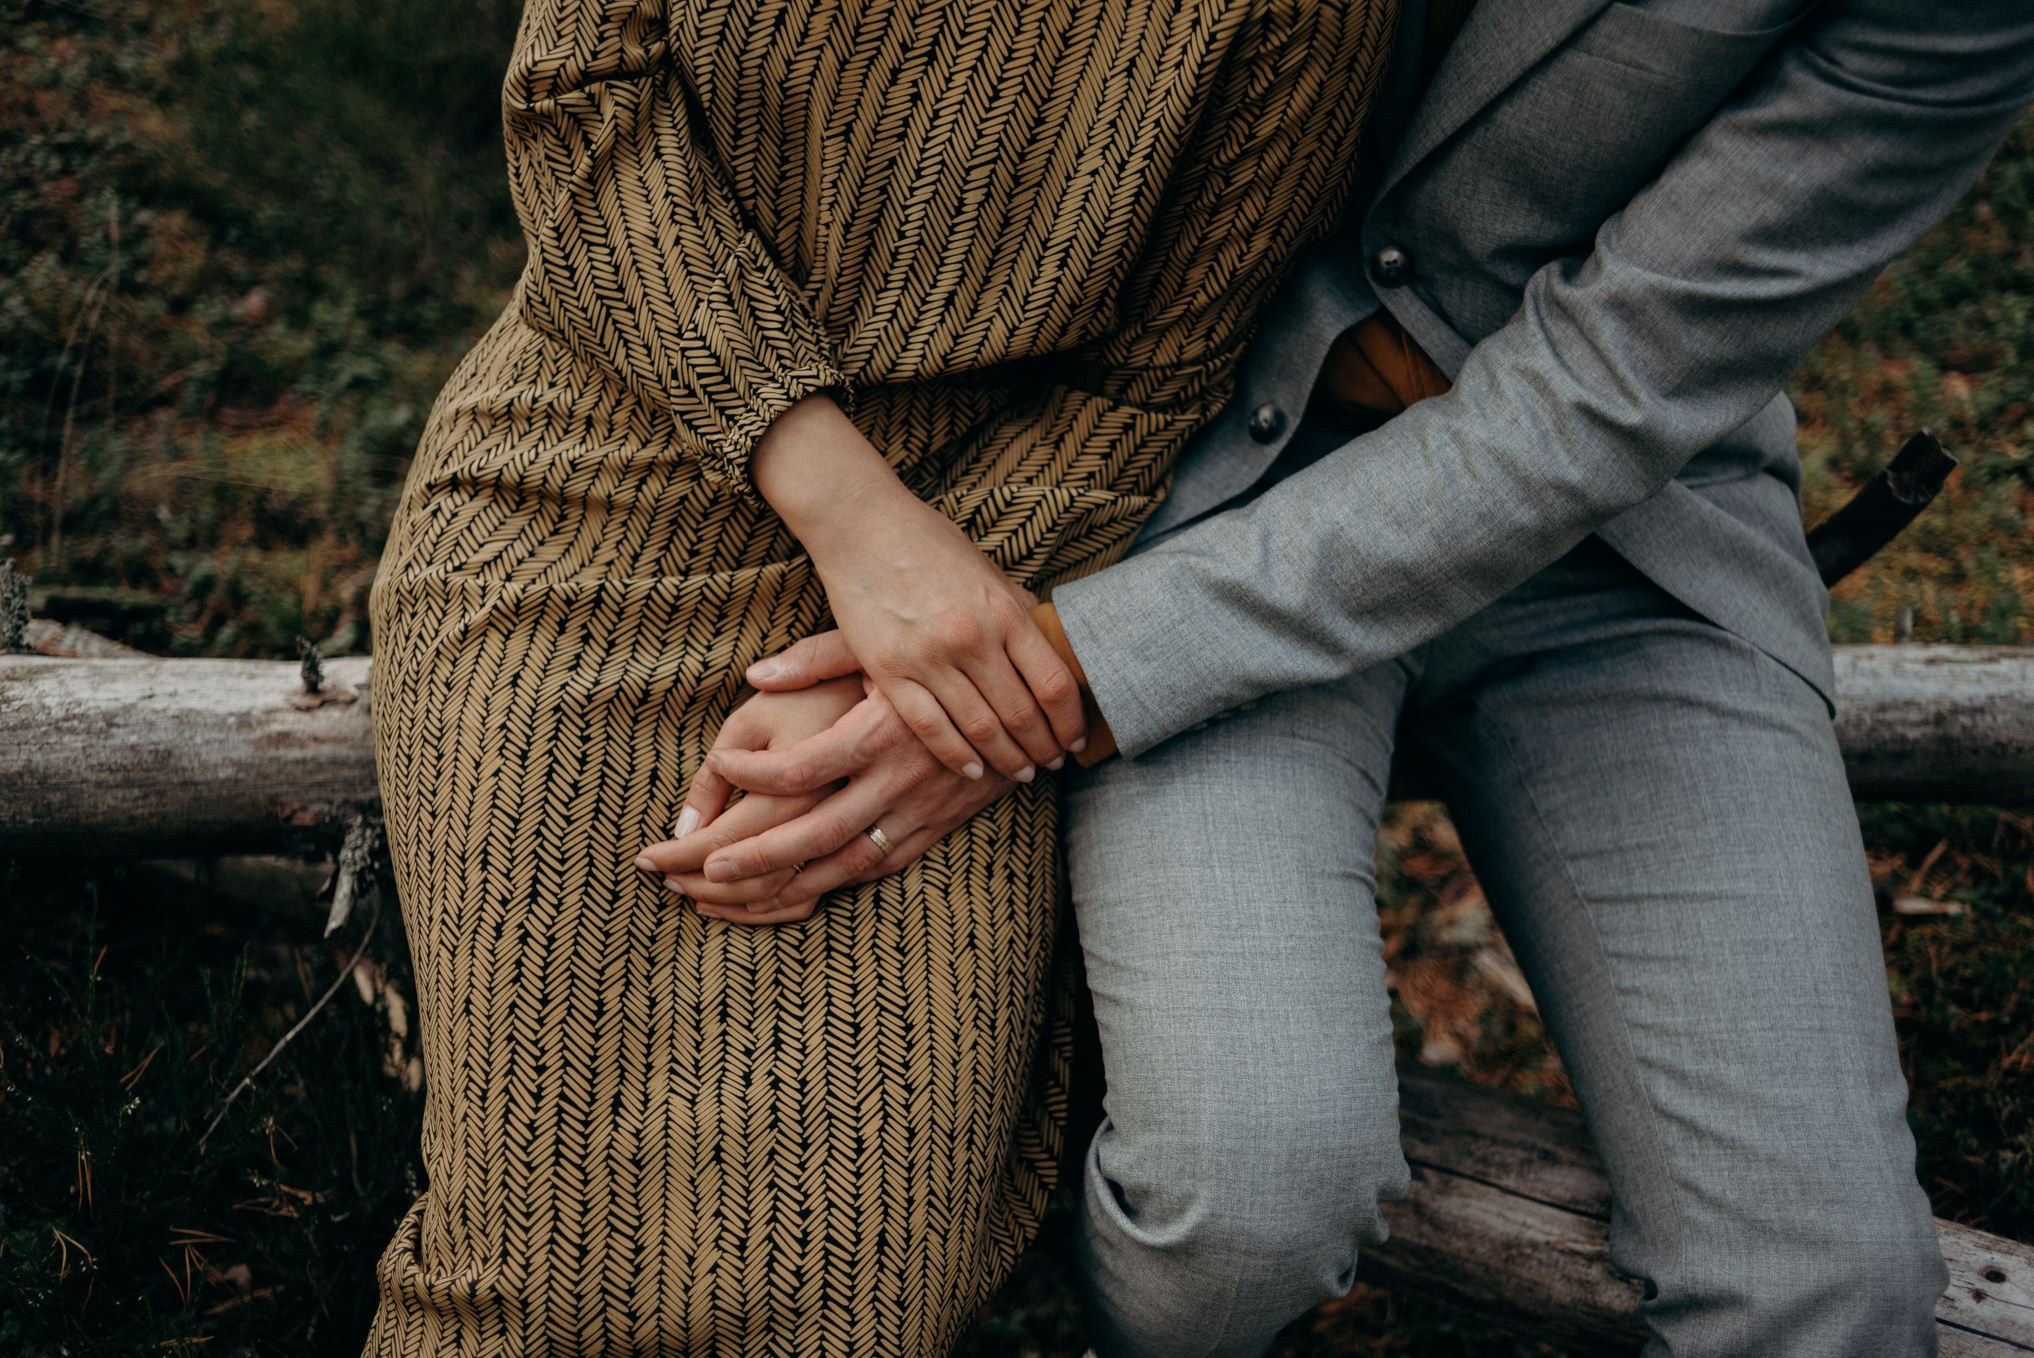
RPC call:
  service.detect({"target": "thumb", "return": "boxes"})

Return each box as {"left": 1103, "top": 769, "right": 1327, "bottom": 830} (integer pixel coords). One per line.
{"left": 746, "top": 629, "right": 860, "bottom": 690}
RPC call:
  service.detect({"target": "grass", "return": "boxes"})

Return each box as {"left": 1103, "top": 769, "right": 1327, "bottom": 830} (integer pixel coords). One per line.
{"left": 1, "top": 0, "right": 2031, "bottom": 1352}
{"left": 0, "top": 863, "right": 422, "bottom": 1354}
{"left": 1, "top": 0, "right": 523, "bottom": 655}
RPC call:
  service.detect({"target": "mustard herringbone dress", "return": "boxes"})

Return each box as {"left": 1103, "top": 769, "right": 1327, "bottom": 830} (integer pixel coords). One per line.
{"left": 364, "top": 0, "right": 1393, "bottom": 1351}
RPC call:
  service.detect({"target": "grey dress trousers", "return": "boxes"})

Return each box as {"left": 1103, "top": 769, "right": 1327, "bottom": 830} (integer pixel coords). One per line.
{"left": 1067, "top": 534, "right": 1942, "bottom": 1357}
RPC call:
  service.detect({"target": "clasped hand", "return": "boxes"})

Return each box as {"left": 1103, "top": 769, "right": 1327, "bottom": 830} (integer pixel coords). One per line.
{"left": 747, "top": 394, "right": 1087, "bottom": 786}
{"left": 635, "top": 394, "right": 1088, "bottom": 921}
{"left": 634, "top": 635, "right": 1026, "bottom": 924}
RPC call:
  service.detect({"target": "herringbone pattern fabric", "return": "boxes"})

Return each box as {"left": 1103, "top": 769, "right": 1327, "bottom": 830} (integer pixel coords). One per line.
{"left": 363, "top": 0, "right": 1392, "bottom": 1352}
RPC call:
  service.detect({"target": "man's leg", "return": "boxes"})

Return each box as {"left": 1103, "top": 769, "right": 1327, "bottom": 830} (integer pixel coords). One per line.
{"left": 1413, "top": 540, "right": 1945, "bottom": 1357}
{"left": 1065, "top": 661, "right": 1415, "bottom": 1358}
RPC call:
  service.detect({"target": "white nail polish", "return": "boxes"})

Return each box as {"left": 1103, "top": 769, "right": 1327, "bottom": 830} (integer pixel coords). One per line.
{"left": 1014, "top": 765, "right": 1035, "bottom": 783}
{"left": 663, "top": 876, "right": 685, "bottom": 893}
{"left": 962, "top": 761, "right": 984, "bottom": 780}
{"left": 1047, "top": 755, "right": 1065, "bottom": 771}
{"left": 673, "top": 807, "right": 701, "bottom": 839}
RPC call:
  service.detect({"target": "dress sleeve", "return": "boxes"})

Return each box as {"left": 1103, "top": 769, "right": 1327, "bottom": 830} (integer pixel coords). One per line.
{"left": 501, "top": 0, "right": 844, "bottom": 492}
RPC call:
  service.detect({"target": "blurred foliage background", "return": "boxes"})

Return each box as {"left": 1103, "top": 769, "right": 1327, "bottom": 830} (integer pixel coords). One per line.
{"left": 1, "top": 0, "right": 2029, "bottom": 1354}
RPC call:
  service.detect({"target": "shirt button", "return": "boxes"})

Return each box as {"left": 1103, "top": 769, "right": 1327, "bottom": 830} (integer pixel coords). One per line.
{"left": 1373, "top": 245, "right": 1409, "bottom": 286}
{"left": 1246, "top": 403, "right": 1286, "bottom": 443}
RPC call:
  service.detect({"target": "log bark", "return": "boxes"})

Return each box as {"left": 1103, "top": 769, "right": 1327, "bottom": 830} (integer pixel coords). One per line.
{"left": 1370, "top": 1066, "right": 2034, "bottom": 1355}
{"left": 2, "top": 645, "right": 2031, "bottom": 859}
{"left": 0, "top": 654, "right": 374, "bottom": 859}
{"left": 1385, "top": 643, "right": 2034, "bottom": 803}
{"left": 1829, "top": 646, "right": 2034, "bottom": 804}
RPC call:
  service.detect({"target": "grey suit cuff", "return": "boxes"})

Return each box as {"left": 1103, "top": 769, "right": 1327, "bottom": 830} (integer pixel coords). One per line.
{"left": 1051, "top": 560, "right": 1217, "bottom": 761}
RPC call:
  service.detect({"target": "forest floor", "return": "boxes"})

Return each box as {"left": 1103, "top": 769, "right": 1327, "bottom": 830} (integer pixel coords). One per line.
{"left": 3, "top": 3, "right": 2030, "bottom": 1354}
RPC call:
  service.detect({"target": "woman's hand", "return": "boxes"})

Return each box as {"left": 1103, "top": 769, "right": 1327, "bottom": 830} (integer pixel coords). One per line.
{"left": 634, "top": 677, "right": 866, "bottom": 917}
{"left": 750, "top": 395, "right": 1087, "bottom": 782}
{"left": 637, "top": 680, "right": 1018, "bottom": 925}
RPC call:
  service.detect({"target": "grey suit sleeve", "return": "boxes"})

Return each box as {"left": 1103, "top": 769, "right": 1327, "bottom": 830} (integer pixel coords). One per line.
{"left": 1052, "top": 0, "right": 2034, "bottom": 759}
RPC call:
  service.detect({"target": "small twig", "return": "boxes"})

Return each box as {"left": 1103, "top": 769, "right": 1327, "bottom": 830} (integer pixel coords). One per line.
{"left": 296, "top": 635, "right": 324, "bottom": 695}
{"left": 324, "top": 813, "right": 380, "bottom": 936}
{"left": 52, "top": 1227, "right": 94, "bottom": 1280}
{"left": 196, "top": 895, "right": 382, "bottom": 1154}
{"left": 0, "top": 560, "right": 30, "bottom": 652}
{"left": 287, "top": 635, "right": 357, "bottom": 708}
{"left": 157, "top": 1255, "right": 189, "bottom": 1308}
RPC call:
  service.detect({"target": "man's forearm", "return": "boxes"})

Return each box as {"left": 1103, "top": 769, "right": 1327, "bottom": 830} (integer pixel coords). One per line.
{"left": 1049, "top": 1, "right": 2034, "bottom": 760}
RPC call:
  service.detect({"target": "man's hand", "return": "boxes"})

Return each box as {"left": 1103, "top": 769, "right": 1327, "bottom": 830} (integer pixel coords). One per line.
{"left": 638, "top": 679, "right": 1018, "bottom": 925}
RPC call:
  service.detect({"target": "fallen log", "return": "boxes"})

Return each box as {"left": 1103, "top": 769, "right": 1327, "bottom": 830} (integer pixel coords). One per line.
{"left": 1371, "top": 1066, "right": 2034, "bottom": 1355}
{"left": 1827, "top": 645, "right": 2034, "bottom": 804}
{"left": 1385, "top": 643, "right": 2034, "bottom": 804}
{"left": 0, "top": 654, "right": 374, "bottom": 859}
{"left": 2, "top": 645, "right": 2031, "bottom": 859}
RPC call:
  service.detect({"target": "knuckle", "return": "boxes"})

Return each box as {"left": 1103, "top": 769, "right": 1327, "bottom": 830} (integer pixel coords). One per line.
{"left": 1032, "top": 667, "right": 1077, "bottom": 708}
{"left": 848, "top": 726, "right": 887, "bottom": 764}
{"left": 870, "top": 709, "right": 913, "bottom": 748}
{"left": 942, "top": 615, "right": 987, "bottom": 654}
{"left": 994, "top": 697, "right": 1037, "bottom": 729}
{"left": 961, "top": 714, "right": 1002, "bottom": 745}
{"left": 811, "top": 814, "right": 859, "bottom": 853}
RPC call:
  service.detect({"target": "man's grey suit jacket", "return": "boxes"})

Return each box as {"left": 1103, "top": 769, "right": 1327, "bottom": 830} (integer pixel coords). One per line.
{"left": 1053, "top": 0, "right": 2034, "bottom": 760}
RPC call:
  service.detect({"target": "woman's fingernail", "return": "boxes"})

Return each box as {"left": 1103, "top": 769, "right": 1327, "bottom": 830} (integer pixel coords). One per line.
{"left": 747, "top": 897, "right": 781, "bottom": 914}
{"left": 1047, "top": 755, "right": 1065, "bottom": 771}
{"left": 1013, "top": 764, "right": 1035, "bottom": 783}
{"left": 1069, "top": 736, "right": 1087, "bottom": 754}
{"left": 747, "top": 658, "right": 781, "bottom": 681}
{"left": 673, "top": 807, "right": 701, "bottom": 839}
{"left": 663, "top": 876, "right": 685, "bottom": 894}
{"left": 633, "top": 855, "right": 658, "bottom": 873}
{"left": 962, "top": 761, "right": 984, "bottom": 780}
{"left": 705, "top": 860, "right": 740, "bottom": 883}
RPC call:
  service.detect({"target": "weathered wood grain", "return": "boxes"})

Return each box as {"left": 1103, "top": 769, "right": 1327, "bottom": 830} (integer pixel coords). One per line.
{"left": 1829, "top": 646, "right": 2034, "bottom": 804}
{"left": 0, "top": 654, "right": 374, "bottom": 858}
{"left": 1369, "top": 1066, "right": 2034, "bottom": 1354}
{"left": 2, "top": 644, "right": 2030, "bottom": 858}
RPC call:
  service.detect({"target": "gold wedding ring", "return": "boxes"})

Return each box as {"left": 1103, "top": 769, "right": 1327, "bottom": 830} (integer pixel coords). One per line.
{"left": 866, "top": 825, "right": 896, "bottom": 857}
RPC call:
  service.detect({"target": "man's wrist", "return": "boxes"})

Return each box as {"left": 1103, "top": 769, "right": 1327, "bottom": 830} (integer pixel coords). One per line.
{"left": 1031, "top": 602, "right": 1118, "bottom": 767}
